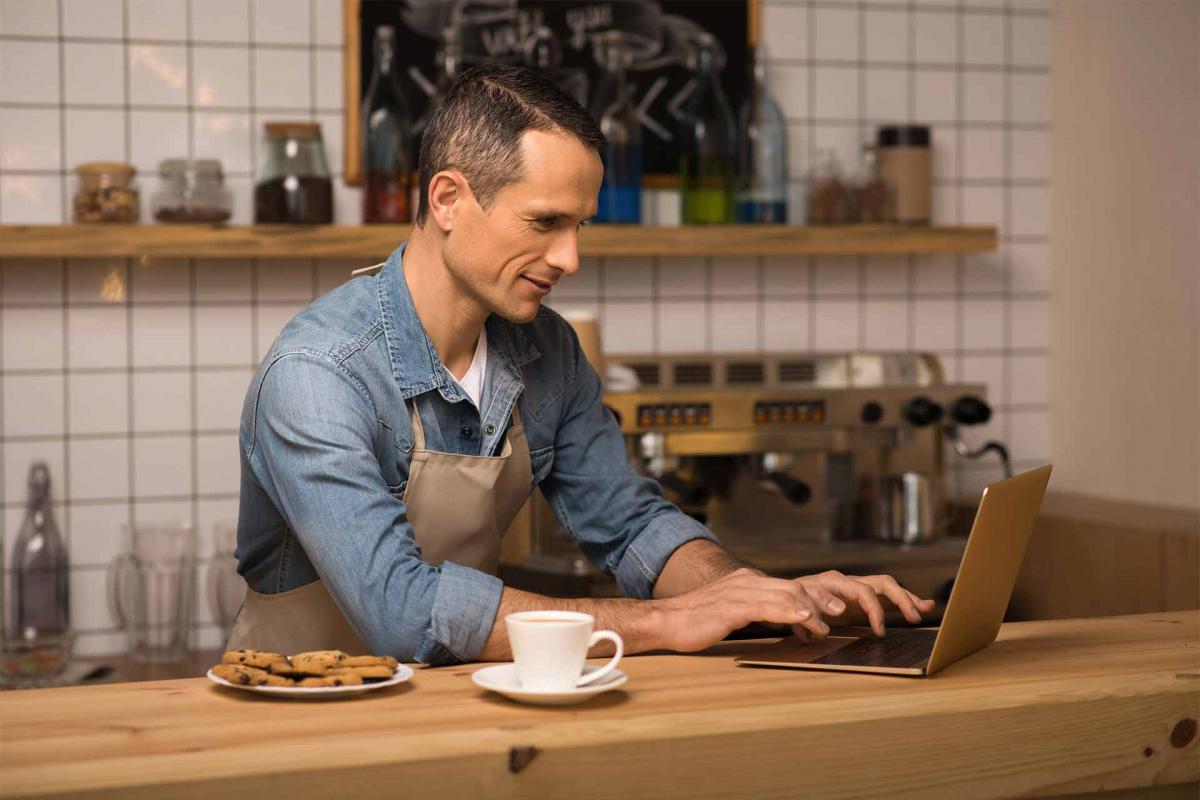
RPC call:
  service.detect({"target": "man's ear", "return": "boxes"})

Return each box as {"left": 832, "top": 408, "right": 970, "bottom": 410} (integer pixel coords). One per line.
{"left": 427, "top": 169, "right": 468, "bottom": 232}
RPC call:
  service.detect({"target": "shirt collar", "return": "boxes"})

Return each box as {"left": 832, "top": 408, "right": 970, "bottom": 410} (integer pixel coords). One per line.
{"left": 377, "top": 241, "right": 541, "bottom": 399}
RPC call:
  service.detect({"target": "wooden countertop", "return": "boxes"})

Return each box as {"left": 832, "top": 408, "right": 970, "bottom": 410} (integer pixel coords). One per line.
{"left": 1, "top": 611, "right": 1196, "bottom": 800}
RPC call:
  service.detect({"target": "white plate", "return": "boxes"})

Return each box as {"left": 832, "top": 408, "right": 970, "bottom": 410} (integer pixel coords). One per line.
{"left": 206, "top": 665, "right": 413, "bottom": 700}
{"left": 471, "top": 663, "right": 628, "bottom": 706}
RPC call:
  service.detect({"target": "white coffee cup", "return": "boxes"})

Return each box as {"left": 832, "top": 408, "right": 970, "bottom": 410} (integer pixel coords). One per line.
{"left": 505, "top": 611, "right": 624, "bottom": 691}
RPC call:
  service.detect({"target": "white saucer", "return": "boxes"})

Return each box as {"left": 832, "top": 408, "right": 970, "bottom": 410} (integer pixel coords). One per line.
{"left": 471, "top": 663, "right": 628, "bottom": 706}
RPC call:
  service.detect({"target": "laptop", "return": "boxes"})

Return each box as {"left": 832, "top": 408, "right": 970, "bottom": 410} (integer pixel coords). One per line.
{"left": 735, "top": 464, "right": 1052, "bottom": 678}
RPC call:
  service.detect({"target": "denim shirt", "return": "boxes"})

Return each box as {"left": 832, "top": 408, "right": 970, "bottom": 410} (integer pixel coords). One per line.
{"left": 236, "top": 243, "right": 717, "bottom": 665}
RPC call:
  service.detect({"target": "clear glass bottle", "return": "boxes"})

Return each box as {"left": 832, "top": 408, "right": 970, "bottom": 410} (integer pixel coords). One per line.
{"left": 735, "top": 45, "right": 788, "bottom": 223}
{"left": 590, "top": 31, "right": 642, "bottom": 224}
{"left": 412, "top": 25, "right": 462, "bottom": 150}
{"left": 254, "top": 121, "right": 334, "bottom": 224}
{"left": 151, "top": 159, "right": 233, "bottom": 224}
{"left": 8, "top": 464, "right": 69, "bottom": 641}
{"left": 362, "top": 25, "right": 415, "bottom": 224}
{"left": 678, "top": 33, "right": 737, "bottom": 225}
{"left": 524, "top": 25, "right": 588, "bottom": 107}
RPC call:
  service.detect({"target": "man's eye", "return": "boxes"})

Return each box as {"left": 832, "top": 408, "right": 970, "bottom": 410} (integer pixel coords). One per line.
{"left": 535, "top": 216, "right": 559, "bottom": 228}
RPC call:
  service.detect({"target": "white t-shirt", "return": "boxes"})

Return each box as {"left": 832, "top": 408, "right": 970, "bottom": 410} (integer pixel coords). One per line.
{"left": 449, "top": 328, "right": 488, "bottom": 409}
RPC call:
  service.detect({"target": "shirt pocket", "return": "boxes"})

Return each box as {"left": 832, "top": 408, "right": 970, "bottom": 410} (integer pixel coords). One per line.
{"left": 529, "top": 445, "right": 555, "bottom": 487}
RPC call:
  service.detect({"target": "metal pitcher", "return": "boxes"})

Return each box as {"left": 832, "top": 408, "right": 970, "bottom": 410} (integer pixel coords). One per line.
{"left": 878, "top": 473, "right": 942, "bottom": 544}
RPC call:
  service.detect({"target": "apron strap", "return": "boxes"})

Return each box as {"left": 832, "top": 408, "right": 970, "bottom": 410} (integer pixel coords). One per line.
{"left": 409, "top": 396, "right": 428, "bottom": 450}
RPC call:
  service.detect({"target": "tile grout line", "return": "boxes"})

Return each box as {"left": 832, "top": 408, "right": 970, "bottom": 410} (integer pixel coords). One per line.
{"left": 56, "top": 0, "right": 74, "bottom": 571}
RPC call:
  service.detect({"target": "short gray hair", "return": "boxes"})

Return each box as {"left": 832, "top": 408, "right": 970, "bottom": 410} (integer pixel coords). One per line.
{"left": 415, "top": 64, "right": 605, "bottom": 226}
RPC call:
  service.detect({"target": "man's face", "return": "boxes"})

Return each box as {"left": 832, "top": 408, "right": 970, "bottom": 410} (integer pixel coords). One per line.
{"left": 442, "top": 129, "right": 602, "bottom": 323}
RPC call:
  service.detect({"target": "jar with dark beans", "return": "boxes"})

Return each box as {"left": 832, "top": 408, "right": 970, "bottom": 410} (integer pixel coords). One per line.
{"left": 254, "top": 121, "right": 334, "bottom": 225}
{"left": 151, "top": 159, "right": 233, "bottom": 224}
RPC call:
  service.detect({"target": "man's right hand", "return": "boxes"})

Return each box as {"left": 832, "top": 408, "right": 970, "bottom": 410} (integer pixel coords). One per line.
{"left": 651, "top": 567, "right": 831, "bottom": 653}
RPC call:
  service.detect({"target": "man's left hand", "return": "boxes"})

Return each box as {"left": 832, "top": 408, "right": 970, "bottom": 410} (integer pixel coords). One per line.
{"left": 791, "top": 570, "right": 936, "bottom": 641}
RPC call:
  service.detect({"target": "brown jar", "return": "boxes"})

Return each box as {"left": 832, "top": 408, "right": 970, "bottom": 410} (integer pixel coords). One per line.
{"left": 73, "top": 162, "right": 139, "bottom": 223}
{"left": 876, "top": 126, "right": 931, "bottom": 225}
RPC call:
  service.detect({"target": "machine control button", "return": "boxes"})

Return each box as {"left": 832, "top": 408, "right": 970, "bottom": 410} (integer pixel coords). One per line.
{"left": 903, "top": 396, "right": 944, "bottom": 427}
{"left": 636, "top": 403, "right": 712, "bottom": 428}
{"left": 950, "top": 395, "right": 992, "bottom": 426}
{"left": 861, "top": 401, "right": 884, "bottom": 424}
{"left": 754, "top": 400, "right": 826, "bottom": 425}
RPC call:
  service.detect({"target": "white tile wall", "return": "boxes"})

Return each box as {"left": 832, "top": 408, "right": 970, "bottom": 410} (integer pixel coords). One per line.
{"left": 0, "top": 0, "right": 1050, "bottom": 656}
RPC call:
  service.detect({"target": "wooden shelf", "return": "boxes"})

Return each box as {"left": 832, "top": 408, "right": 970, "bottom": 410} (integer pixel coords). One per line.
{"left": 0, "top": 224, "right": 996, "bottom": 260}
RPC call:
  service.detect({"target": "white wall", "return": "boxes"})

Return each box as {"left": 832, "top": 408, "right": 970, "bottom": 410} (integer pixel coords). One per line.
{"left": 1049, "top": 0, "right": 1200, "bottom": 510}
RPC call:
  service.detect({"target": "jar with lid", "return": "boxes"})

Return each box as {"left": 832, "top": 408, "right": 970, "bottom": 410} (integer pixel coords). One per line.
{"left": 152, "top": 159, "right": 233, "bottom": 224}
{"left": 73, "top": 162, "right": 139, "bottom": 223}
{"left": 876, "top": 125, "right": 932, "bottom": 225}
{"left": 254, "top": 122, "right": 334, "bottom": 224}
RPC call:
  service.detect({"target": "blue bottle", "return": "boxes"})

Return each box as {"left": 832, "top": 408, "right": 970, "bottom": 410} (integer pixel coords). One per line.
{"left": 590, "top": 31, "right": 642, "bottom": 223}
{"left": 736, "top": 45, "right": 788, "bottom": 223}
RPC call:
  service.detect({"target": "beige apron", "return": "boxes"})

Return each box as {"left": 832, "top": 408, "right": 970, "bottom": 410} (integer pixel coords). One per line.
{"left": 226, "top": 393, "right": 533, "bottom": 655}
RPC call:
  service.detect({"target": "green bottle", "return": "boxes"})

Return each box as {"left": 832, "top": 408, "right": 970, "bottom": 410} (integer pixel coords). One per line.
{"left": 678, "top": 33, "right": 737, "bottom": 224}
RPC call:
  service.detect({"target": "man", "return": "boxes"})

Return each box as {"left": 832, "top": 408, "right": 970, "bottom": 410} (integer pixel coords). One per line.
{"left": 229, "top": 65, "right": 934, "bottom": 664}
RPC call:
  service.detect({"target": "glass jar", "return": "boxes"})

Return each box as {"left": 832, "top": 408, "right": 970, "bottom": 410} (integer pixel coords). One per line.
{"left": 151, "top": 159, "right": 233, "bottom": 224}
{"left": 73, "top": 162, "right": 139, "bottom": 223}
{"left": 254, "top": 121, "right": 334, "bottom": 224}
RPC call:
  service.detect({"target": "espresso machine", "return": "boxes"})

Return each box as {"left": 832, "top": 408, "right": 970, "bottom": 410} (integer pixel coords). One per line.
{"left": 500, "top": 352, "right": 1005, "bottom": 619}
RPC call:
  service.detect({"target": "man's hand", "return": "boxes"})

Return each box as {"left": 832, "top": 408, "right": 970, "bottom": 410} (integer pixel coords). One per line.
{"left": 649, "top": 567, "right": 937, "bottom": 653}
{"left": 651, "top": 568, "right": 832, "bottom": 652}
{"left": 791, "top": 570, "right": 936, "bottom": 641}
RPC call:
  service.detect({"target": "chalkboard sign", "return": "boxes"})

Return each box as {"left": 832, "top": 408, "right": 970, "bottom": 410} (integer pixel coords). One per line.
{"left": 343, "top": 0, "right": 752, "bottom": 186}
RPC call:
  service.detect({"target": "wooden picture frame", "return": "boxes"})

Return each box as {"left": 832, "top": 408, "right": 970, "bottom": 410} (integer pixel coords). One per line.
{"left": 342, "top": 0, "right": 756, "bottom": 188}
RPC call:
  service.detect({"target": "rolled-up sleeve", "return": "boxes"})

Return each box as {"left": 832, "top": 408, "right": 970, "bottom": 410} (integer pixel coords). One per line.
{"left": 538, "top": 332, "right": 718, "bottom": 600}
{"left": 246, "top": 353, "right": 500, "bottom": 665}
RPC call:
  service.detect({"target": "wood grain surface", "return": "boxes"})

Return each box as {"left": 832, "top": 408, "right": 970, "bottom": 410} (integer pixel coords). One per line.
{"left": 0, "top": 224, "right": 997, "bottom": 259}
{"left": 1, "top": 611, "right": 1196, "bottom": 799}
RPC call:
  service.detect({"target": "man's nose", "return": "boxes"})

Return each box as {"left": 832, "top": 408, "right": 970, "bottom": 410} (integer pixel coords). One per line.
{"left": 545, "top": 230, "right": 581, "bottom": 277}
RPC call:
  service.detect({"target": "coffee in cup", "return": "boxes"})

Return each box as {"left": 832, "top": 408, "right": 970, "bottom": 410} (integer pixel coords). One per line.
{"left": 505, "top": 611, "right": 624, "bottom": 691}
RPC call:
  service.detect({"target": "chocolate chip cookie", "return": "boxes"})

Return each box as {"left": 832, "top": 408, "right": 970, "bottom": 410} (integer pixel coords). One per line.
{"left": 298, "top": 672, "right": 364, "bottom": 688}
{"left": 221, "top": 649, "right": 289, "bottom": 670}
{"left": 329, "top": 664, "right": 394, "bottom": 681}
{"left": 213, "top": 663, "right": 295, "bottom": 687}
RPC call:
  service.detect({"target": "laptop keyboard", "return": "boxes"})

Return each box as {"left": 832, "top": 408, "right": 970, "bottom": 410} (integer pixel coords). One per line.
{"left": 809, "top": 628, "right": 937, "bottom": 670}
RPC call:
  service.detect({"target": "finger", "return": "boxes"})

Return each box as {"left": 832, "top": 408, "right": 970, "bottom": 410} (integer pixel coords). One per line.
{"left": 735, "top": 588, "right": 819, "bottom": 630}
{"left": 752, "top": 588, "right": 830, "bottom": 638}
{"left": 805, "top": 587, "right": 847, "bottom": 617}
{"left": 864, "top": 575, "right": 923, "bottom": 624}
{"left": 820, "top": 575, "right": 887, "bottom": 636}
{"left": 907, "top": 590, "right": 937, "bottom": 612}
{"left": 845, "top": 582, "right": 887, "bottom": 636}
{"left": 746, "top": 577, "right": 835, "bottom": 636}
{"left": 792, "top": 625, "right": 813, "bottom": 644}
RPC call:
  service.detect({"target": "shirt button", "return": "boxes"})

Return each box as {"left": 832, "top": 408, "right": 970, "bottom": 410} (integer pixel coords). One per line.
{"left": 484, "top": 424, "right": 496, "bottom": 436}
{"left": 460, "top": 426, "right": 474, "bottom": 439}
